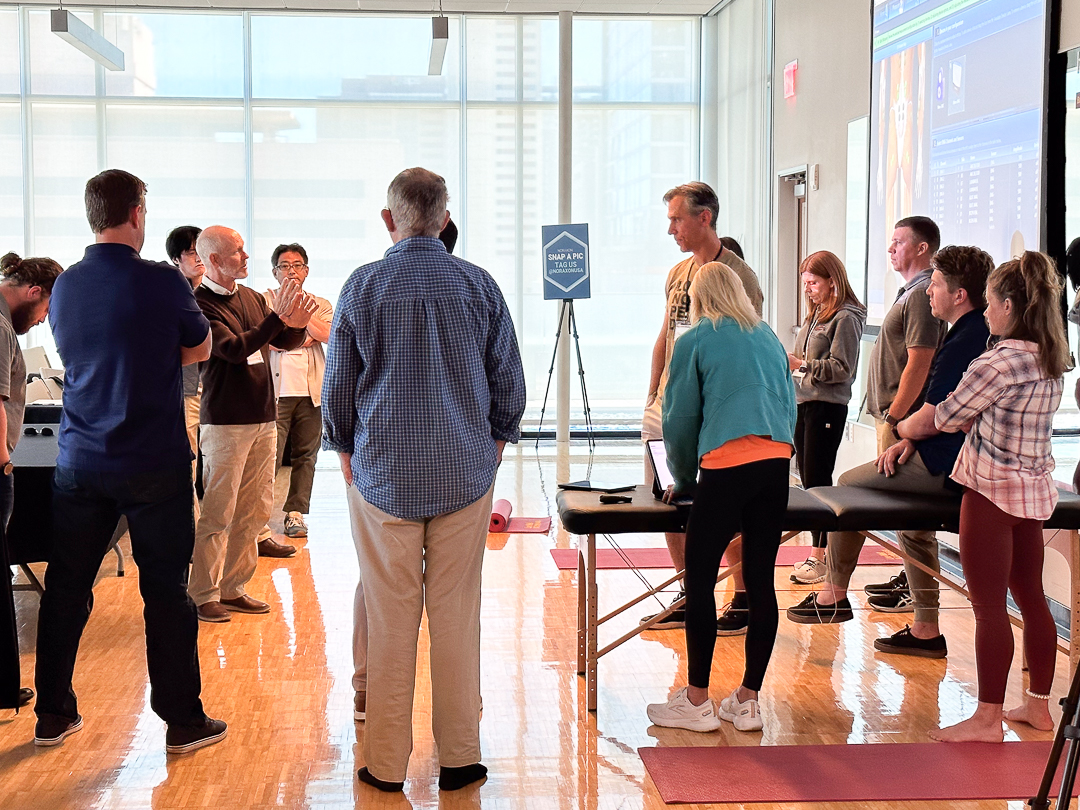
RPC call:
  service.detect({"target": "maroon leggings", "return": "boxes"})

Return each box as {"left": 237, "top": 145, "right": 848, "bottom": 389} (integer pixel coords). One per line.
{"left": 959, "top": 489, "right": 1056, "bottom": 704}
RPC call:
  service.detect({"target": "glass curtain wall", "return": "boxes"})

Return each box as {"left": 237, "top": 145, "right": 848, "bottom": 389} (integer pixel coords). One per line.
{"left": 0, "top": 7, "right": 699, "bottom": 418}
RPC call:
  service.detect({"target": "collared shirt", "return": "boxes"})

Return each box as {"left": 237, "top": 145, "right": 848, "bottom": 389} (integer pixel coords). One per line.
{"left": 201, "top": 276, "right": 235, "bottom": 296}
{"left": 915, "top": 308, "right": 991, "bottom": 478}
{"left": 51, "top": 243, "right": 209, "bottom": 472}
{"left": 866, "top": 268, "right": 946, "bottom": 419}
{"left": 322, "top": 236, "right": 526, "bottom": 520}
{"left": 936, "top": 339, "right": 1062, "bottom": 520}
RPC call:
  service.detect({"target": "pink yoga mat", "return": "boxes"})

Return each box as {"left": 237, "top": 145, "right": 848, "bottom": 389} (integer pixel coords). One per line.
{"left": 550, "top": 545, "right": 900, "bottom": 570}
{"left": 489, "top": 499, "right": 513, "bottom": 532}
{"left": 639, "top": 741, "right": 1071, "bottom": 804}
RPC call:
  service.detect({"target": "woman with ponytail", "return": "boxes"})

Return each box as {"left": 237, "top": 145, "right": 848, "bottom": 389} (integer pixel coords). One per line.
{"left": 930, "top": 251, "right": 1069, "bottom": 742}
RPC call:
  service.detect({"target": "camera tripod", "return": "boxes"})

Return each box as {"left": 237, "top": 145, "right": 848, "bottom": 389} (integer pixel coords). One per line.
{"left": 536, "top": 299, "right": 594, "bottom": 448}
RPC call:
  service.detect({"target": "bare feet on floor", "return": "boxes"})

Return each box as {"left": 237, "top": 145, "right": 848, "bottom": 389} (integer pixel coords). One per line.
{"left": 1004, "top": 701, "right": 1054, "bottom": 731}
{"left": 929, "top": 713, "right": 1005, "bottom": 743}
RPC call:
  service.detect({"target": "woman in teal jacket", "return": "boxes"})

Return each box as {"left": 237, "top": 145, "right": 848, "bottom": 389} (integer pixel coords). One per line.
{"left": 646, "top": 261, "right": 796, "bottom": 734}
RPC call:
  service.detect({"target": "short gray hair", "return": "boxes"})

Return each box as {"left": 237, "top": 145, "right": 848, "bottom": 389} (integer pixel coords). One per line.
{"left": 386, "top": 168, "right": 448, "bottom": 238}
{"left": 663, "top": 182, "right": 719, "bottom": 232}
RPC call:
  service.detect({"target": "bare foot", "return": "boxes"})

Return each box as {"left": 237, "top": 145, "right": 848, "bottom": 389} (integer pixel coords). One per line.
{"left": 929, "top": 714, "right": 1004, "bottom": 743}
{"left": 1004, "top": 703, "right": 1054, "bottom": 731}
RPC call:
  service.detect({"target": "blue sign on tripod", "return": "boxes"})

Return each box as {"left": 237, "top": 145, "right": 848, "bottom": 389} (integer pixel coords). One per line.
{"left": 542, "top": 224, "right": 590, "bottom": 300}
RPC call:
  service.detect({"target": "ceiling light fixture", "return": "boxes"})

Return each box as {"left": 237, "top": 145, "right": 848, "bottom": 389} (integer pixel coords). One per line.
{"left": 428, "top": 0, "right": 448, "bottom": 76}
{"left": 51, "top": 8, "right": 125, "bottom": 72}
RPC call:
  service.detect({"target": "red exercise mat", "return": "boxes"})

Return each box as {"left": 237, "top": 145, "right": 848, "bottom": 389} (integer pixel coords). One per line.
{"left": 549, "top": 544, "right": 900, "bottom": 570}
{"left": 489, "top": 499, "right": 513, "bottom": 532}
{"left": 639, "top": 741, "right": 1070, "bottom": 804}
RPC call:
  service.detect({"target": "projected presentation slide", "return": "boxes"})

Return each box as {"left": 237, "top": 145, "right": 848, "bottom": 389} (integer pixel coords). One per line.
{"left": 867, "top": 0, "right": 1047, "bottom": 322}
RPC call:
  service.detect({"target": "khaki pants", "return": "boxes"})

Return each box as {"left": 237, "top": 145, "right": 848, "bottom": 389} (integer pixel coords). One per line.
{"left": 348, "top": 486, "right": 368, "bottom": 693}
{"left": 189, "top": 422, "right": 276, "bottom": 606}
{"left": 826, "top": 445, "right": 950, "bottom": 624}
{"left": 641, "top": 396, "right": 663, "bottom": 485}
{"left": 348, "top": 484, "right": 493, "bottom": 782}
{"left": 184, "top": 393, "right": 201, "bottom": 526}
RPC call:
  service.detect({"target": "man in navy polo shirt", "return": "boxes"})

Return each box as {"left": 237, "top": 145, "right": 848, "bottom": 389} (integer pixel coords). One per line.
{"left": 787, "top": 245, "right": 994, "bottom": 660}
{"left": 34, "top": 169, "right": 227, "bottom": 754}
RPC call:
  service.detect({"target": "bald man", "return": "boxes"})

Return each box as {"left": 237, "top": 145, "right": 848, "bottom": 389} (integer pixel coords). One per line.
{"left": 187, "top": 226, "right": 316, "bottom": 623}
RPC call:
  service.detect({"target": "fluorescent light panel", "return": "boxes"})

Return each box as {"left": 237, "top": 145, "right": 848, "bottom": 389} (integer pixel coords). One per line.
{"left": 428, "top": 15, "right": 448, "bottom": 76}
{"left": 51, "top": 9, "right": 125, "bottom": 72}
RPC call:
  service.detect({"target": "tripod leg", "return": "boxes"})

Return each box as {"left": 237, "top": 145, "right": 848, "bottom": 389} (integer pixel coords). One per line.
{"left": 567, "top": 302, "right": 595, "bottom": 449}
{"left": 1030, "top": 658, "right": 1080, "bottom": 809}
{"left": 535, "top": 301, "right": 567, "bottom": 446}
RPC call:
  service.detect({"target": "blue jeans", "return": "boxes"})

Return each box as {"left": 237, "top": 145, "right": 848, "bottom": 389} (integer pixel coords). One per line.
{"left": 35, "top": 464, "right": 206, "bottom": 727}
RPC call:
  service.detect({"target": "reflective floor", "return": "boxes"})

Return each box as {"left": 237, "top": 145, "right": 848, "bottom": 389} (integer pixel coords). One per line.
{"left": 0, "top": 441, "right": 1063, "bottom": 809}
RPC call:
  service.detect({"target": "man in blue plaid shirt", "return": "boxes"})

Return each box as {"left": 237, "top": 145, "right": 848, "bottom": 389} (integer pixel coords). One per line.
{"left": 322, "top": 167, "right": 525, "bottom": 794}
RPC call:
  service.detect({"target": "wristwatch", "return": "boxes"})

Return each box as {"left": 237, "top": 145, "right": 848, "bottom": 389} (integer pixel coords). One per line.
{"left": 883, "top": 411, "right": 899, "bottom": 427}
{"left": 1, "top": 461, "right": 12, "bottom": 475}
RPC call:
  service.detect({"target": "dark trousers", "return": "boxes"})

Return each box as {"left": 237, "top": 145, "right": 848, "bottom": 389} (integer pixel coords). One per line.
{"left": 793, "top": 400, "right": 847, "bottom": 548}
{"left": 35, "top": 464, "right": 206, "bottom": 728}
{"left": 685, "top": 459, "right": 789, "bottom": 692}
{"left": 0, "top": 472, "right": 19, "bottom": 708}
{"left": 276, "top": 396, "right": 321, "bottom": 515}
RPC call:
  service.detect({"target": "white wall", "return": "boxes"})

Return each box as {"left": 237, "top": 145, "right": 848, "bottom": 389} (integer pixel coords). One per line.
{"left": 1063, "top": 1, "right": 1080, "bottom": 52}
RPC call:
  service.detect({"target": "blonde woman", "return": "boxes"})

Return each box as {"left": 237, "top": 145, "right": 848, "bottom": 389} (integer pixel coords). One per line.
{"left": 931, "top": 251, "right": 1069, "bottom": 742}
{"left": 646, "top": 262, "right": 796, "bottom": 733}
{"left": 787, "top": 251, "right": 867, "bottom": 584}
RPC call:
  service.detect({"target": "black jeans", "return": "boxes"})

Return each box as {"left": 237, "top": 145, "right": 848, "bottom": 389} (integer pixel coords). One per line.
{"left": 35, "top": 464, "right": 206, "bottom": 728}
{"left": 793, "top": 400, "right": 848, "bottom": 548}
{"left": 685, "top": 459, "right": 789, "bottom": 692}
{"left": 0, "top": 472, "right": 19, "bottom": 708}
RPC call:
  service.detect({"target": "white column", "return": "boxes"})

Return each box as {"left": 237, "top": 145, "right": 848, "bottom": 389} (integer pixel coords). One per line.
{"left": 556, "top": 10, "right": 572, "bottom": 448}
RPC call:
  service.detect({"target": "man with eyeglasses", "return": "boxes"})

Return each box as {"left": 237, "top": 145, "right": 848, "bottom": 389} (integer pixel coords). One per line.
{"left": 255, "top": 243, "right": 333, "bottom": 554}
{"left": 187, "top": 226, "right": 317, "bottom": 624}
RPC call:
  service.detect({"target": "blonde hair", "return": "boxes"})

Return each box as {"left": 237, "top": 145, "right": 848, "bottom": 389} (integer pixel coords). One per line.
{"left": 689, "top": 262, "right": 760, "bottom": 331}
{"left": 800, "top": 250, "right": 864, "bottom": 323}
{"left": 987, "top": 251, "right": 1070, "bottom": 379}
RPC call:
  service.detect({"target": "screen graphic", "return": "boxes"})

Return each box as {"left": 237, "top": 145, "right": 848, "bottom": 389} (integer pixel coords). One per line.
{"left": 867, "top": 0, "right": 1048, "bottom": 322}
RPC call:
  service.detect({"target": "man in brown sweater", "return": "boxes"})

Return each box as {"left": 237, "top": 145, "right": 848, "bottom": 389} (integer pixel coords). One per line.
{"left": 187, "top": 225, "right": 317, "bottom": 623}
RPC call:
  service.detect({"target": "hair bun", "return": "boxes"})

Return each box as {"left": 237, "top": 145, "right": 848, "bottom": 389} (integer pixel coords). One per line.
{"left": 0, "top": 252, "right": 21, "bottom": 277}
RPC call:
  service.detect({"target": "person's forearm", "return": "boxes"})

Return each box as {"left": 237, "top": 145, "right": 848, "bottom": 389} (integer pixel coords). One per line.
{"left": 888, "top": 348, "right": 935, "bottom": 420}
{"left": 0, "top": 403, "right": 9, "bottom": 464}
{"left": 897, "top": 402, "right": 938, "bottom": 441}
{"left": 648, "top": 333, "right": 665, "bottom": 398}
{"left": 305, "top": 315, "right": 330, "bottom": 344}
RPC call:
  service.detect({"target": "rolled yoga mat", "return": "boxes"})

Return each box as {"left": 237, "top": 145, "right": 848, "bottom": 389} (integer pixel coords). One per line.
{"left": 489, "top": 499, "right": 513, "bottom": 532}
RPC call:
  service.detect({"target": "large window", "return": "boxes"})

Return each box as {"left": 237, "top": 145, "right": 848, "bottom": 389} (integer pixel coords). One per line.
{"left": 2, "top": 8, "right": 698, "bottom": 416}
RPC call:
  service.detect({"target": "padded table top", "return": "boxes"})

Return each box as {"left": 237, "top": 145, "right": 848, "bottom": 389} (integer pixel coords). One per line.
{"left": 556, "top": 485, "right": 837, "bottom": 535}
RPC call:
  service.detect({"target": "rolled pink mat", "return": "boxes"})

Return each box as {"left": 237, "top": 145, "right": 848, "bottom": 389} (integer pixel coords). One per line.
{"left": 489, "top": 499, "right": 513, "bottom": 532}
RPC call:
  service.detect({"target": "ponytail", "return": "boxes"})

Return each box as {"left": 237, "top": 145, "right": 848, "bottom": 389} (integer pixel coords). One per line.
{"left": 987, "top": 251, "right": 1069, "bottom": 378}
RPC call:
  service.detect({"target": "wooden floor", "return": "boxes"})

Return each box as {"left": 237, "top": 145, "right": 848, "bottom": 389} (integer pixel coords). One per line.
{"left": 0, "top": 441, "right": 1065, "bottom": 809}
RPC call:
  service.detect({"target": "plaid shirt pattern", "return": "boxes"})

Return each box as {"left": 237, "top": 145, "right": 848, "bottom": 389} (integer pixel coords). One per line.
{"left": 935, "top": 339, "right": 1062, "bottom": 520}
{"left": 322, "top": 237, "right": 525, "bottom": 520}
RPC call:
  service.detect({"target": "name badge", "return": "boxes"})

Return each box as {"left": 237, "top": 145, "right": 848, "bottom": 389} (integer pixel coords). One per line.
{"left": 247, "top": 351, "right": 264, "bottom": 366}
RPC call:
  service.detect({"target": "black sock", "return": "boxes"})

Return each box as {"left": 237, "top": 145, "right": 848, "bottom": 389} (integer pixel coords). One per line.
{"left": 439, "top": 763, "right": 488, "bottom": 791}
{"left": 357, "top": 767, "right": 404, "bottom": 792}
{"left": 731, "top": 591, "right": 749, "bottom": 609}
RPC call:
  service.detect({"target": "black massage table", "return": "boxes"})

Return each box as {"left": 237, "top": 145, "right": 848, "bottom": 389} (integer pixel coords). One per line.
{"left": 557, "top": 484, "right": 1080, "bottom": 712}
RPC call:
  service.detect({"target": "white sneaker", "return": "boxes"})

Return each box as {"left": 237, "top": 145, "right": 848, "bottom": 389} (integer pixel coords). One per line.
{"left": 646, "top": 687, "right": 721, "bottom": 732}
{"left": 718, "top": 689, "right": 763, "bottom": 732}
{"left": 790, "top": 556, "right": 827, "bottom": 584}
{"left": 284, "top": 511, "right": 308, "bottom": 538}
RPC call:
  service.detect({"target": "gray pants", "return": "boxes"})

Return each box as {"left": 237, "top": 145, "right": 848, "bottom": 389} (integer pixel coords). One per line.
{"left": 825, "top": 451, "right": 951, "bottom": 624}
{"left": 275, "top": 396, "right": 321, "bottom": 515}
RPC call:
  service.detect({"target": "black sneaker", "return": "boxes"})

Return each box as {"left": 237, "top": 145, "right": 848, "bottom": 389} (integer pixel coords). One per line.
{"left": 873, "top": 625, "right": 947, "bottom": 659}
{"left": 786, "top": 593, "right": 853, "bottom": 624}
{"left": 34, "top": 714, "right": 83, "bottom": 747}
{"left": 166, "top": 717, "right": 228, "bottom": 754}
{"left": 640, "top": 592, "right": 686, "bottom": 629}
{"left": 867, "top": 588, "right": 915, "bottom": 613}
{"left": 716, "top": 599, "right": 748, "bottom": 636}
{"left": 864, "top": 569, "right": 907, "bottom": 596}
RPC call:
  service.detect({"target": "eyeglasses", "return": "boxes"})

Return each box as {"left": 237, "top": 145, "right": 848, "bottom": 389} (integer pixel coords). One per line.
{"left": 275, "top": 262, "right": 307, "bottom": 272}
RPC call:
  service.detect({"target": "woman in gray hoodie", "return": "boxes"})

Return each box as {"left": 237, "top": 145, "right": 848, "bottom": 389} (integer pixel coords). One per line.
{"left": 787, "top": 251, "right": 867, "bottom": 584}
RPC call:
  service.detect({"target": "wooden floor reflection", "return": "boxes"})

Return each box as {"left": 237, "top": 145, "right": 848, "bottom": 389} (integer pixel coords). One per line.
{"left": 0, "top": 441, "right": 1062, "bottom": 809}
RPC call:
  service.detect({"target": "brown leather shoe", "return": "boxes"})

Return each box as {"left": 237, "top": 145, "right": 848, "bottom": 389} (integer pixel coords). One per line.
{"left": 257, "top": 538, "right": 297, "bottom": 558}
{"left": 220, "top": 594, "right": 270, "bottom": 614}
{"left": 197, "top": 601, "right": 231, "bottom": 623}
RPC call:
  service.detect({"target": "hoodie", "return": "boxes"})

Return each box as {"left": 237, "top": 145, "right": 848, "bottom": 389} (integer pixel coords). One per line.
{"left": 792, "top": 299, "right": 867, "bottom": 406}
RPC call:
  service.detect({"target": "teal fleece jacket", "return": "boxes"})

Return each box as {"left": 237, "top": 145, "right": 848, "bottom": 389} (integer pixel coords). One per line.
{"left": 662, "top": 316, "right": 797, "bottom": 492}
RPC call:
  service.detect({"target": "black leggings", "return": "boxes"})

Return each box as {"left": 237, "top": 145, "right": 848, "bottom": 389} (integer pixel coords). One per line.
{"left": 793, "top": 400, "right": 847, "bottom": 548}
{"left": 685, "top": 459, "right": 789, "bottom": 692}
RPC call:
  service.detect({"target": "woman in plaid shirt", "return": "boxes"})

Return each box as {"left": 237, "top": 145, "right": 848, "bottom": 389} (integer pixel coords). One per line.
{"left": 929, "top": 251, "right": 1070, "bottom": 743}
